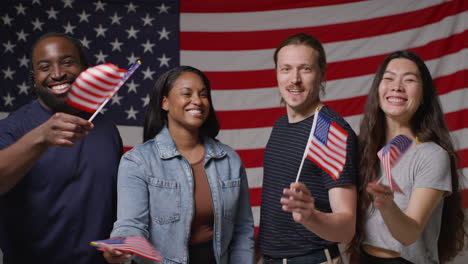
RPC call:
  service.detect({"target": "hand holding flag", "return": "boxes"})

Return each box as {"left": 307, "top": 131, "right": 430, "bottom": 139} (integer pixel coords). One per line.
{"left": 377, "top": 135, "right": 413, "bottom": 193}
{"left": 91, "top": 236, "right": 162, "bottom": 262}
{"left": 296, "top": 107, "right": 348, "bottom": 182}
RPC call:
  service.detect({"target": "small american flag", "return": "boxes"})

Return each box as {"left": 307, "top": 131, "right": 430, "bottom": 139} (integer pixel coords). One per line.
{"left": 67, "top": 61, "right": 141, "bottom": 115}
{"left": 91, "top": 236, "right": 162, "bottom": 262}
{"left": 302, "top": 109, "right": 348, "bottom": 182}
{"left": 377, "top": 135, "right": 413, "bottom": 193}
{"left": 67, "top": 63, "right": 125, "bottom": 113}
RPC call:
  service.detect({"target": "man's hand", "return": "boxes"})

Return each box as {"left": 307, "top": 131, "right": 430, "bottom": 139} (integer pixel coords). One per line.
{"left": 36, "top": 112, "right": 93, "bottom": 147}
{"left": 280, "top": 182, "right": 317, "bottom": 224}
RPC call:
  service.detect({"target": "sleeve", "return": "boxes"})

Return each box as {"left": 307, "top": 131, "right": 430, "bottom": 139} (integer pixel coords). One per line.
{"left": 229, "top": 163, "right": 255, "bottom": 264}
{"left": 0, "top": 116, "right": 19, "bottom": 150}
{"left": 323, "top": 125, "right": 358, "bottom": 189}
{"left": 110, "top": 152, "right": 151, "bottom": 238}
{"left": 413, "top": 144, "right": 452, "bottom": 194}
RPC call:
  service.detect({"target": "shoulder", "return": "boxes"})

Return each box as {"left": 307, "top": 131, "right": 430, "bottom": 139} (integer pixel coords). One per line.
{"left": 272, "top": 114, "right": 288, "bottom": 127}
{"left": 0, "top": 101, "right": 46, "bottom": 142}
{"left": 206, "top": 137, "right": 242, "bottom": 162}
{"left": 1, "top": 101, "right": 41, "bottom": 122}
{"left": 412, "top": 142, "right": 448, "bottom": 161}
{"left": 122, "top": 139, "right": 157, "bottom": 162}
{"left": 321, "top": 106, "right": 357, "bottom": 137}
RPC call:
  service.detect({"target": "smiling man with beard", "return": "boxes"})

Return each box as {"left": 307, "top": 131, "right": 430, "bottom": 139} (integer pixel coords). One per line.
{"left": 257, "top": 33, "right": 359, "bottom": 264}
{"left": 0, "top": 33, "right": 122, "bottom": 264}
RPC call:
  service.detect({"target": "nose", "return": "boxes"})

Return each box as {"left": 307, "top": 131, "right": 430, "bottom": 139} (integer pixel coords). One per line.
{"left": 50, "top": 64, "right": 66, "bottom": 81}
{"left": 290, "top": 69, "right": 301, "bottom": 84}
{"left": 191, "top": 94, "right": 201, "bottom": 105}
{"left": 391, "top": 79, "right": 404, "bottom": 92}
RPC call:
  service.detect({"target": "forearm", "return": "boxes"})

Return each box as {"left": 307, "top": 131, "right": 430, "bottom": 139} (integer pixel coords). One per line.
{"left": 0, "top": 130, "right": 48, "bottom": 194}
{"left": 302, "top": 210, "right": 355, "bottom": 243}
{"left": 379, "top": 202, "right": 422, "bottom": 245}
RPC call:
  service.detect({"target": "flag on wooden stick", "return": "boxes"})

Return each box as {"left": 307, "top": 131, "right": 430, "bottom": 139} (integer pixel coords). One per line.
{"left": 377, "top": 135, "right": 413, "bottom": 193}
{"left": 296, "top": 108, "right": 348, "bottom": 182}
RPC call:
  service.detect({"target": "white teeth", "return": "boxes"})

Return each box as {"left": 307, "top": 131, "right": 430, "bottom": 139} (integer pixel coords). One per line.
{"left": 388, "top": 97, "right": 405, "bottom": 102}
{"left": 51, "top": 84, "right": 68, "bottom": 91}
{"left": 188, "top": 110, "right": 202, "bottom": 114}
{"left": 289, "top": 90, "right": 302, "bottom": 94}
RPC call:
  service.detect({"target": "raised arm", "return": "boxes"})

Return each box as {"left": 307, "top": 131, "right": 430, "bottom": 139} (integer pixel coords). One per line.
{"left": 281, "top": 182, "right": 356, "bottom": 243}
{"left": 0, "top": 113, "right": 92, "bottom": 194}
{"left": 367, "top": 182, "right": 444, "bottom": 245}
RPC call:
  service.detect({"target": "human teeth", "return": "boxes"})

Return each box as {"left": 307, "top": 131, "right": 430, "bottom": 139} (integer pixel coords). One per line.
{"left": 289, "top": 90, "right": 302, "bottom": 93}
{"left": 51, "top": 84, "right": 68, "bottom": 90}
{"left": 388, "top": 97, "right": 405, "bottom": 102}
{"left": 188, "top": 110, "right": 201, "bottom": 114}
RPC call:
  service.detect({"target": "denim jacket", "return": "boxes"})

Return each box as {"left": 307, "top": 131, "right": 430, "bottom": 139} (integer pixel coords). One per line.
{"left": 111, "top": 127, "right": 255, "bottom": 264}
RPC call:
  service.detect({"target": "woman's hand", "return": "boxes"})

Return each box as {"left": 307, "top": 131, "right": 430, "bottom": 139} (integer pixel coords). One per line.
{"left": 366, "top": 181, "right": 394, "bottom": 210}
{"left": 99, "top": 243, "right": 132, "bottom": 263}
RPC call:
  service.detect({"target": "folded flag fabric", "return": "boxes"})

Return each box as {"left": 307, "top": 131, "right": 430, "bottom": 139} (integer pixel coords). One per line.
{"left": 377, "top": 135, "right": 413, "bottom": 193}
{"left": 90, "top": 236, "right": 162, "bottom": 262}
{"left": 306, "top": 110, "right": 348, "bottom": 181}
{"left": 66, "top": 63, "right": 126, "bottom": 113}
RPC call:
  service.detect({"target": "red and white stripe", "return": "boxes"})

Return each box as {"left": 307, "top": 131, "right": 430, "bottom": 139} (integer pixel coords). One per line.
{"left": 307, "top": 116, "right": 348, "bottom": 181}
{"left": 112, "top": 237, "right": 162, "bottom": 262}
{"left": 378, "top": 144, "right": 404, "bottom": 193}
{"left": 66, "top": 63, "right": 125, "bottom": 113}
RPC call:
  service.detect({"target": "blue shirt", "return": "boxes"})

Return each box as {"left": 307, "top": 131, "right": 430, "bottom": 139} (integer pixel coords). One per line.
{"left": 111, "top": 126, "right": 255, "bottom": 264}
{"left": 0, "top": 100, "right": 122, "bottom": 264}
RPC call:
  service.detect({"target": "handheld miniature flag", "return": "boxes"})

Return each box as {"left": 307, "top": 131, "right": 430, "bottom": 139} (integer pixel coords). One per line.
{"left": 296, "top": 108, "right": 348, "bottom": 182}
{"left": 66, "top": 61, "right": 141, "bottom": 121}
{"left": 66, "top": 63, "right": 126, "bottom": 113}
{"left": 91, "top": 236, "right": 162, "bottom": 262}
{"left": 377, "top": 135, "right": 413, "bottom": 193}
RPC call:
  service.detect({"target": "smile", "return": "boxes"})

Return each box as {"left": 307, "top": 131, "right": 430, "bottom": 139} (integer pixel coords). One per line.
{"left": 387, "top": 97, "right": 407, "bottom": 103}
{"left": 288, "top": 89, "right": 303, "bottom": 94}
{"left": 188, "top": 109, "right": 202, "bottom": 114}
{"left": 50, "top": 83, "right": 69, "bottom": 91}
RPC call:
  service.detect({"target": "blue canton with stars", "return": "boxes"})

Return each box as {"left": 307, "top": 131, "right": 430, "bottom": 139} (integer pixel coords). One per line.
{"left": 0, "top": 0, "right": 179, "bottom": 126}
{"left": 313, "top": 112, "right": 331, "bottom": 146}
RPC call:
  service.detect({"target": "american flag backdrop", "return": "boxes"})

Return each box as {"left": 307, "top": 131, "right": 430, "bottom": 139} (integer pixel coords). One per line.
{"left": 1, "top": 0, "right": 467, "bottom": 260}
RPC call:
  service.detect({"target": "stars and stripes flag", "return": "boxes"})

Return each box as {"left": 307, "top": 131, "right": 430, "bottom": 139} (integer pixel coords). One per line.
{"left": 1, "top": 0, "right": 467, "bottom": 241}
{"left": 377, "top": 135, "right": 413, "bottom": 193}
{"left": 67, "top": 63, "right": 126, "bottom": 113}
{"left": 91, "top": 236, "right": 162, "bottom": 262}
{"left": 296, "top": 109, "right": 348, "bottom": 182}
{"left": 67, "top": 61, "right": 141, "bottom": 121}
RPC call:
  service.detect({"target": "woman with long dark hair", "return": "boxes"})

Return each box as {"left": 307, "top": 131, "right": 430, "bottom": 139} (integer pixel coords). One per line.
{"left": 349, "top": 51, "right": 466, "bottom": 263}
{"left": 101, "top": 66, "right": 255, "bottom": 264}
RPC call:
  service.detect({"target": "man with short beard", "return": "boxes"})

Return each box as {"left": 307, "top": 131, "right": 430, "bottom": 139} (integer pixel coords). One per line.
{"left": 0, "top": 33, "right": 122, "bottom": 264}
{"left": 257, "top": 33, "right": 358, "bottom": 264}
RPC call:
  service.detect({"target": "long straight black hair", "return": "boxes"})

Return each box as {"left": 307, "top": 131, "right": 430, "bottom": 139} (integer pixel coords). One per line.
{"left": 143, "top": 66, "right": 220, "bottom": 142}
{"left": 348, "top": 51, "right": 466, "bottom": 263}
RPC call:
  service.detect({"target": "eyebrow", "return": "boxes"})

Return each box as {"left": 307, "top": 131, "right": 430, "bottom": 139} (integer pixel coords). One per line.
{"left": 383, "top": 70, "right": 419, "bottom": 78}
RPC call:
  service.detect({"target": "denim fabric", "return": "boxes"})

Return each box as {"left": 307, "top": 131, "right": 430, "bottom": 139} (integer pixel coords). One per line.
{"left": 111, "top": 126, "right": 255, "bottom": 264}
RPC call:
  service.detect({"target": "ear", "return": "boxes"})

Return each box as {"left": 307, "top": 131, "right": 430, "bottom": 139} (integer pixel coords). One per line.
{"left": 162, "top": 96, "right": 169, "bottom": 111}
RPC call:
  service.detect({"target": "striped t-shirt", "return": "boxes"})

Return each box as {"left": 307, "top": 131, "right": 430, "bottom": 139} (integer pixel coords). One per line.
{"left": 258, "top": 106, "right": 358, "bottom": 258}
